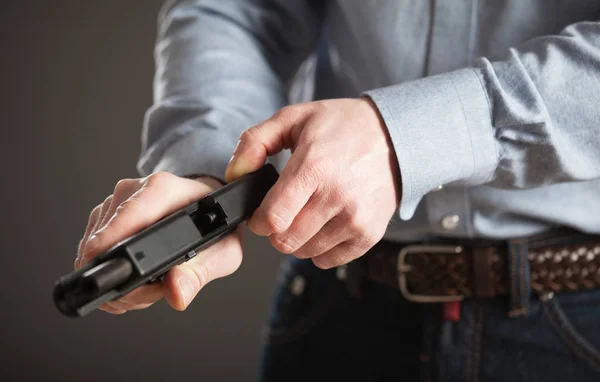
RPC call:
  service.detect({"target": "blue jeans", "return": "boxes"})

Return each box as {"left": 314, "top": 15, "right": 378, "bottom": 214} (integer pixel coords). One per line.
{"left": 257, "top": 252, "right": 600, "bottom": 381}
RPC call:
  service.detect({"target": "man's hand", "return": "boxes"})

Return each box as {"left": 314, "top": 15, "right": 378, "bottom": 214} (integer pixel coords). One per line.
{"left": 75, "top": 173, "right": 243, "bottom": 314}
{"left": 225, "top": 98, "right": 400, "bottom": 269}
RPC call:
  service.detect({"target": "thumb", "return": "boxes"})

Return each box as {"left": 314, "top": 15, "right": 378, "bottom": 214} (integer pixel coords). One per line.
{"left": 225, "top": 107, "right": 306, "bottom": 182}
{"left": 162, "top": 227, "right": 244, "bottom": 310}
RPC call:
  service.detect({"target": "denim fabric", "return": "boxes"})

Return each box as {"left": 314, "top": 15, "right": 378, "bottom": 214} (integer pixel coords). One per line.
{"left": 258, "top": 256, "right": 424, "bottom": 382}
{"left": 258, "top": 254, "right": 600, "bottom": 382}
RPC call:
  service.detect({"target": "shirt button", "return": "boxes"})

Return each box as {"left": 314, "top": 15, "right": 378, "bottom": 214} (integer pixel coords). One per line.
{"left": 441, "top": 214, "right": 460, "bottom": 230}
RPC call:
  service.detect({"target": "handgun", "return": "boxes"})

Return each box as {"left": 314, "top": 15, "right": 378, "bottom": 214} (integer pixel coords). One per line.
{"left": 53, "top": 163, "right": 279, "bottom": 318}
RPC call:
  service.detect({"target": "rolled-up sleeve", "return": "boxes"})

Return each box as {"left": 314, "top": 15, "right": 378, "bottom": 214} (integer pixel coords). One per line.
{"left": 365, "top": 21, "right": 600, "bottom": 220}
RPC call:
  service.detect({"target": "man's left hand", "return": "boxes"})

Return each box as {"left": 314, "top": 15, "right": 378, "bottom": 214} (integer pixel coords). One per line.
{"left": 225, "top": 98, "right": 400, "bottom": 269}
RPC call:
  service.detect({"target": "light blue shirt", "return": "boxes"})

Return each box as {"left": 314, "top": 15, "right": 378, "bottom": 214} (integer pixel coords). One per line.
{"left": 137, "top": 0, "right": 600, "bottom": 241}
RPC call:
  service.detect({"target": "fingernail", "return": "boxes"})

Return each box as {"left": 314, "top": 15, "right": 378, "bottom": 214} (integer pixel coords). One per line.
{"left": 225, "top": 156, "right": 251, "bottom": 183}
{"left": 177, "top": 277, "right": 195, "bottom": 308}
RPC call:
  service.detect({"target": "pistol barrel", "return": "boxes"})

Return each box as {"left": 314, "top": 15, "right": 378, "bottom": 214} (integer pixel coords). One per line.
{"left": 80, "top": 258, "right": 133, "bottom": 296}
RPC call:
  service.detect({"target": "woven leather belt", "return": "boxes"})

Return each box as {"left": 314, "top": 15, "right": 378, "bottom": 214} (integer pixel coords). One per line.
{"left": 349, "top": 231, "right": 600, "bottom": 302}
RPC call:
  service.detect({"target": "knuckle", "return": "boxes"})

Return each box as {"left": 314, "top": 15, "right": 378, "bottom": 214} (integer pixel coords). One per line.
{"left": 367, "top": 226, "right": 385, "bottom": 246}
{"left": 263, "top": 208, "right": 290, "bottom": 233}
{"left": 296, "top": 236, "right": 328, "bottom": 259}
{"left": 192, "top": 264, "right": 209, "bottom": 290}
{"left": 356, "top": 234, "right": 378, "bottom": 251}
{"left": 309, "top": 101, "right": 329, "bottom": 114}
{"left": 115, "top": 196, "right": 141, "bottom": 215}
{"left": 236, "top": 128, "right": 266, "bottom": 158}
{"left": 238, "top": 130, "right": 252, "bottom": 145}
{"left": 329, "top": 187, "right": 349, "bottom": 206}
{"left": 274, "top": 105, "right": 299, "bottom": 122}
{"left": 313, "top": 237, "right": 331, "bottom": 255}
{"left": 146, "top": 171, "right": 172, "bottom": 187}
{"left": 299, "top": 127, "right": 320, "bottom": 147}
{"left": 365, "top": 232, "right": 380, "bottom": 248}
{"left": 90, "top": 229, "right": 104, "bottom": 245}
{"left": 358, "top": 228, "right": 379, "bottom": 249}
{"left": 306, "top": 155, "right": 333, "bottom": 182}
{"left": 270, "top": 234, "right": 296, "bottom": 254}
{"left": 344, "top": 207, "right": 366, "bottom": 233}
{"left": 352, "top": 225, "right": 382, "bottom": 250}
{"left": 239, "top": 127, "right": 259, "bottom": 143}
{"left": 114, "top": 178, "right": 135, "bottom": 194}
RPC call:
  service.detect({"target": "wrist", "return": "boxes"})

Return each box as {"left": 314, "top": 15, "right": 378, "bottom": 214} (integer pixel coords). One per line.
{"left": 360, "top": 96, "right": 402, "bottom": 207}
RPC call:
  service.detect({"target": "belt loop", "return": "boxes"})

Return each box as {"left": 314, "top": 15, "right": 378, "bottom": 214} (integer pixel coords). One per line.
{"left": 471, "top": 246, "right": 496, "bottom": 300}
{"left": 507, "top": 239, "right": 531, "bottom": 318}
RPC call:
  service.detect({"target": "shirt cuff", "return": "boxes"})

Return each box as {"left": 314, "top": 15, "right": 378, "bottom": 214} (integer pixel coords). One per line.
{"left": 363, "top": 68, "right": 498, "bottom": 220}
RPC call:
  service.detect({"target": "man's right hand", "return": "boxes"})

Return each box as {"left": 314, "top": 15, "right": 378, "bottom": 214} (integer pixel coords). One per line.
{"left": 74, "top": 172, "right": 244, "bottom": 314}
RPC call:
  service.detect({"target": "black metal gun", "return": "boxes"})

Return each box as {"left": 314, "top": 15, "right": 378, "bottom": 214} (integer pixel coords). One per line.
{"left": 53, "top": 164, "right": 278, "bottom": 317}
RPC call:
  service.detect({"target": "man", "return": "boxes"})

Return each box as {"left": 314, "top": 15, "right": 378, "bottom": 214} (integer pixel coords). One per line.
{"left": 74, "top": 0, "right": 600, "bottom": 381}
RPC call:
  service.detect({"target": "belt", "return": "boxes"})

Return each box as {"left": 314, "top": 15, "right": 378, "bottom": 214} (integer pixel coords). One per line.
{"left": 345, "top": 230, "right": 600, "bottom": 302}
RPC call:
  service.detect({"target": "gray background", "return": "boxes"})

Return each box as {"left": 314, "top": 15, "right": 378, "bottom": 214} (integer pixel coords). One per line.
{"left": 0, "top": 1, "right": 285, "bottom": 381}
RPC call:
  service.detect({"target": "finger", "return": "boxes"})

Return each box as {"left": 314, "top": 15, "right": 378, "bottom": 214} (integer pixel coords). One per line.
{"left": 101, "top": 283, "right": 163, "bottom": 311}
{"left": 224, "top": 106, "right": 309, "bottom": 182}
{"left": 79, "top": 194, "right": 115, "bottom": 265}
{"left": 106, "top": 300, "right": 154, "bottom": 311}
{"left": 269, "top": 192, "right": 341, "bottom": 254}
{"left": 95, "top": 194, "right": 114, "bottom": 233}
{"left": 247, "top": 145, "right": 320, "bottom": 236}
{"left": 98, "top": 304, "right": 126, "bottom": 315}
{"left": 293, "top": 215, "right": 349, "bottom": 259}
{"left": 75, "top": 204, "right": 102, "bottom": 268}
{"left": 98, "top": 178, "right": 143, "bottom": 231}
{"left": 116, "top": 283, "right": 164, "bottom": 306}
{"left": 311, "top": 241, "right": 365, "bottom": 270}
{"left": 76, "top": 197, "right": 112, "bottom": 269}
{"left": 77, "top": 179, "right": 144, "bottom": 267}
{"left": 162, "top": 227, "right": 243, "bottom": 311}
{"left": 84, "top": 172, "right": 215, "bottom": 260}
{"left": 96, "top": 195, "right": 115, "bottom": 232}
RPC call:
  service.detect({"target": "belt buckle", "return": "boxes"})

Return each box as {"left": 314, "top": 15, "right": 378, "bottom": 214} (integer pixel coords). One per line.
{"left": 397, "top": 245, "right": 465, "bottom": 303}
